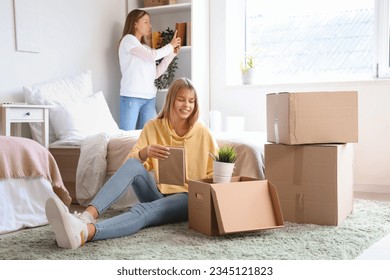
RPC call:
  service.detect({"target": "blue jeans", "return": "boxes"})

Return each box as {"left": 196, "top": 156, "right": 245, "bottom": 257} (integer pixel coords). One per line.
{"left": 120, "top": 96, "right": 156, "bottom": 130}
{"left": 90, "top": 158, "right": 188, "bottom": 241}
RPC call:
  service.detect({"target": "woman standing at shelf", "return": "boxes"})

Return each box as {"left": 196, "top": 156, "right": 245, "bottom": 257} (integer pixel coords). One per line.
{"left": 119, "top": 9, "right": 181, "bottom": 130}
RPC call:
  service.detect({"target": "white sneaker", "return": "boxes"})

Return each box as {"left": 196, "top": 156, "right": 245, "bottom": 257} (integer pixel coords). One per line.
{"left": 45, "top": 197, "right": 88, "bottom": 249}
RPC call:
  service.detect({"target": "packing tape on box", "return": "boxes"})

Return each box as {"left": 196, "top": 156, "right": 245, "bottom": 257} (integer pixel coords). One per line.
{"left": 293, "top": 147, "right": 304, "bottom": 223}
{"left": 293, "top": 146, "right": 304, "bottom": 185}
{"left": 273, "top": 119, "right": 279, "bottom": 144}
{"left": 295, "top": 193, "right": 304, "bottom": 223}
{"left": 273, "top": 93, "right": 280, "bottom": 143}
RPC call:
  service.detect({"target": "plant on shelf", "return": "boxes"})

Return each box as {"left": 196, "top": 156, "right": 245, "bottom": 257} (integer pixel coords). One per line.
{"left": 155, "top": 27, "right": 178, "bottom": 90}
{"left": 211, "top": 145, "right": 237, "bottom": 183}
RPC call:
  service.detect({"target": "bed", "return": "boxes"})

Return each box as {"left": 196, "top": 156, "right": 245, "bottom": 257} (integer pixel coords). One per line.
{"left": 0, "top": 136, "right": 71, "bottom": 235}
{"left": 23, "top": 71, "right": 267, "bottom": 208}
{"left": 47, "top": 130, "right": 267, "bottom": 208}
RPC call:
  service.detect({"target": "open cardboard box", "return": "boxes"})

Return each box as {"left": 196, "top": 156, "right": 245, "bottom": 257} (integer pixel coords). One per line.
{"left": 188, "top": 177, "right": 284, "bottom": 236}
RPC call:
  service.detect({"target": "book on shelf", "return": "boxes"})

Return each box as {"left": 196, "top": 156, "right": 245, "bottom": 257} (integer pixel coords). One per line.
{"left": 158, "top": 146, "right": 186, "bottom": 186}
{"left": 152, "top": 31, "right": 161, "bottom": 49}
{"left": 186, "top": 21, "right": 191, "bottom": 46}
{"left": 175, "top": 22, "right": 187, "bottom": 46}
{"left": 144, "top": 0, "right": 177, "bottom": 8}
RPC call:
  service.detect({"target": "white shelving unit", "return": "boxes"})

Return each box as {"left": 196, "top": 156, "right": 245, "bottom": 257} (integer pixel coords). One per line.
{"left": 127, "top": 0, "right": 210, "bottom": 123}
{"left": 142, "top": 3, "right": 191, "bottom": 15}
{"left": 141, "top": 1, "right": 192, "bottom": 82}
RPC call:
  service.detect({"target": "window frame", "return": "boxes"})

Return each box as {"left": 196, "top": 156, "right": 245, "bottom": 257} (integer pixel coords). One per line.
{"left": 226, "top": 0, "right": 390, "bottom": 85}
{"left": 375, "top": 0, "right": 390, "bottom": 78}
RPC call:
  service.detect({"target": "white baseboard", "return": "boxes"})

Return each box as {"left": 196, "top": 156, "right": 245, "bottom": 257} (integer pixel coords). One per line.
{"left": 354, "top": 184, "right": 390, "bottom": 194}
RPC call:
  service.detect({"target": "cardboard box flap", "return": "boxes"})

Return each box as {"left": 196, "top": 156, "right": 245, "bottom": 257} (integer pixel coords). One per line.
{"left": 188, "top": 179, "right": 220, "bottom": 236}
{"left": 210, "top": 180, "right": 284, "bottom": 234}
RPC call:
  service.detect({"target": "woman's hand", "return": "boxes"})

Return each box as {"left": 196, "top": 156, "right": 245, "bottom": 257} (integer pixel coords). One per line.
{"left": 170, "top": 30, "right": 181, "bottom": 50}
{"left": 173, "top": 45, "right": 180, "bottom": 54}
{"left": 140, "top": 145, "right": 170, "bottom": 161}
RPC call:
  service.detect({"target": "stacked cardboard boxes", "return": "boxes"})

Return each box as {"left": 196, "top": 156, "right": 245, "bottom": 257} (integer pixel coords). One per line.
{"left": 265, "top": 91, "right": 358, "bottom": 225}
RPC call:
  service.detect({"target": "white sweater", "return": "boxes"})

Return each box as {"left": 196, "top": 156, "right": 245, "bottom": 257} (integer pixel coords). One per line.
{"left": 118, "top": 34, "right": 176, "bottom": 99}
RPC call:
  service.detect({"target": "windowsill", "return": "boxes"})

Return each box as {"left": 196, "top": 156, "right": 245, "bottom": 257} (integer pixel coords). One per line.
{"left": 226, "top": 78, "right": 390, "bottom": 89}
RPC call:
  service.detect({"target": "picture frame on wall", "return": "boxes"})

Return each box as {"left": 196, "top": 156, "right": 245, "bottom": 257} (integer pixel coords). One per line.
{"left": 13, "top": 0, "right": 41, "bottom": 53}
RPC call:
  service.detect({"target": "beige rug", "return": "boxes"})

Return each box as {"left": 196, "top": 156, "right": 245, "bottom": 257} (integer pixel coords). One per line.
{"left": 1, "top": 199, "right": 390, "bottom": 260}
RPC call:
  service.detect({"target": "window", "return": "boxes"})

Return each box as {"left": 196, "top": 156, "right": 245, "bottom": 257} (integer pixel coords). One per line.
{"left": 226, "top": 0, "right": 390, "bottom": 85}
{"left": 375, "top": 0, "right": 390, "bottom": 77}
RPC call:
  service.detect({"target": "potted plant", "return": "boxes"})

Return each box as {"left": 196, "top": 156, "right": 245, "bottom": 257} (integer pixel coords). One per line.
{"left": 211, "top": 145, "right": 237, "bottom": 183}
{"left": 241, "top": 49, "right": 262, "bottom": 85}
{"left": 240, "top": 53, "right": 256, "bottom": 85}
{"left": 155, "top": 27, "right": 178, "bottom": 90}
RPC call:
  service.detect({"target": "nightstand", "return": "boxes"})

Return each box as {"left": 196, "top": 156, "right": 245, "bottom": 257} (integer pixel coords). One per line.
{"left": 0, "top": 103, "right": 53, "bottom": 148}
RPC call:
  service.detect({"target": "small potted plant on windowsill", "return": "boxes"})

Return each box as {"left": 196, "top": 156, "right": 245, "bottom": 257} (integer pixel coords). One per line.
{"left": 240, "top": 53, "right": 256, "bottom": 85}
{"left": 211, "top": 145, "right": 237, "bottom": 183}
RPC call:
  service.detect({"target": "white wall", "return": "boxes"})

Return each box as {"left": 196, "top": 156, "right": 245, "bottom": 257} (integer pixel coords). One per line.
{"left": 210, "top": 0, "right": 390, "bottom": 190}
{"left": 0, "top": 0, "right": 127, "bottom": 122}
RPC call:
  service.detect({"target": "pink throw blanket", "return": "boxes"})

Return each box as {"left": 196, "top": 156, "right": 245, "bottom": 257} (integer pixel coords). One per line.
{"left": 0, "top": 136, "right": 71, "bottom": 206}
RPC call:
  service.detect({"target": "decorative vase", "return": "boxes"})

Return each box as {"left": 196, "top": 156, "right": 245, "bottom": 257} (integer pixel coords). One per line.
{"left": 213, "top": 161, "right": 235, "bottom": 183}
{"left": 241, "top": 68, "right": 255, "bottom": 85}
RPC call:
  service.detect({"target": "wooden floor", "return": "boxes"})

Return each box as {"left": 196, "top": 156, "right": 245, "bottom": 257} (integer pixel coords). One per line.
{"left": 354, "top": 192, "right": 390, "bottom": 260}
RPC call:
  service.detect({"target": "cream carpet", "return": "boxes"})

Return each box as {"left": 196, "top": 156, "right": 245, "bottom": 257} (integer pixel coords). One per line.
{"left": 1, "top": 199, "right": 390, "bottom": 260}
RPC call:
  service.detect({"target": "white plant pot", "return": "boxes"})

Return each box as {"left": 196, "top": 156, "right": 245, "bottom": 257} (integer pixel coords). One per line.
{"left": 213, "top": 161, "right": 235, "bottom": 183}
{"left": 241, "top": 68, "right": 255, "bottom": 85}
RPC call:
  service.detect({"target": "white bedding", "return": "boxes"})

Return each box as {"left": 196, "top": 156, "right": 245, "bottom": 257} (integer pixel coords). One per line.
{"left": 76, "top": 130, "right": 140, "bottom": 207}
{"left": 50, "top": 130, "right": 141, "bottom": 207}
{"left": 0, "top": 178, "right": 57, "bottom": 234}
{"left": 0, "top": 136, "right": 71, "bottom": 235}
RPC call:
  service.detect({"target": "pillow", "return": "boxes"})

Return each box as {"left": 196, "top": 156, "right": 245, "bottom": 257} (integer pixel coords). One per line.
{"left": 23, "top": 70, "right": 93, "bottom": 144}
{"left": 50, "top": 91, "right": 119, "bottom": 141}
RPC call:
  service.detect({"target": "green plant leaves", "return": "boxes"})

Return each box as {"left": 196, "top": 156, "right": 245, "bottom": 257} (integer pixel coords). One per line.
{"left": 155, "top": 27, "right": 178, "bottom": 90}
{"left": 215, "top": 145, "right": 237, "bottom": 163}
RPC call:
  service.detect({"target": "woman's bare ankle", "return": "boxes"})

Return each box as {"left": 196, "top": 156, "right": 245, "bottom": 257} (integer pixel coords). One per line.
{"left": 86, "top": 205, "right": 99, "bottom": 220}
{"left": 87, "top": 224, "right": 96, "bottom": 241}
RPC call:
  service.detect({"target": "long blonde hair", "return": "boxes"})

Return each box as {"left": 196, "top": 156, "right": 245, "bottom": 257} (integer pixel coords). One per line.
{"left": 157, "top": 78, "right": 199, "bottom": 128}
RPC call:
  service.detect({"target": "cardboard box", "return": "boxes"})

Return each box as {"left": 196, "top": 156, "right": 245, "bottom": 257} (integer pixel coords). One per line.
{"left": 188, "top": 177, "right": 284, "bottom": 236}
{"left": 264, "top": 143, "right": 354, "bottom": 225}
{"left": 266, "top": 91, "right": 358, "bottom": 144}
